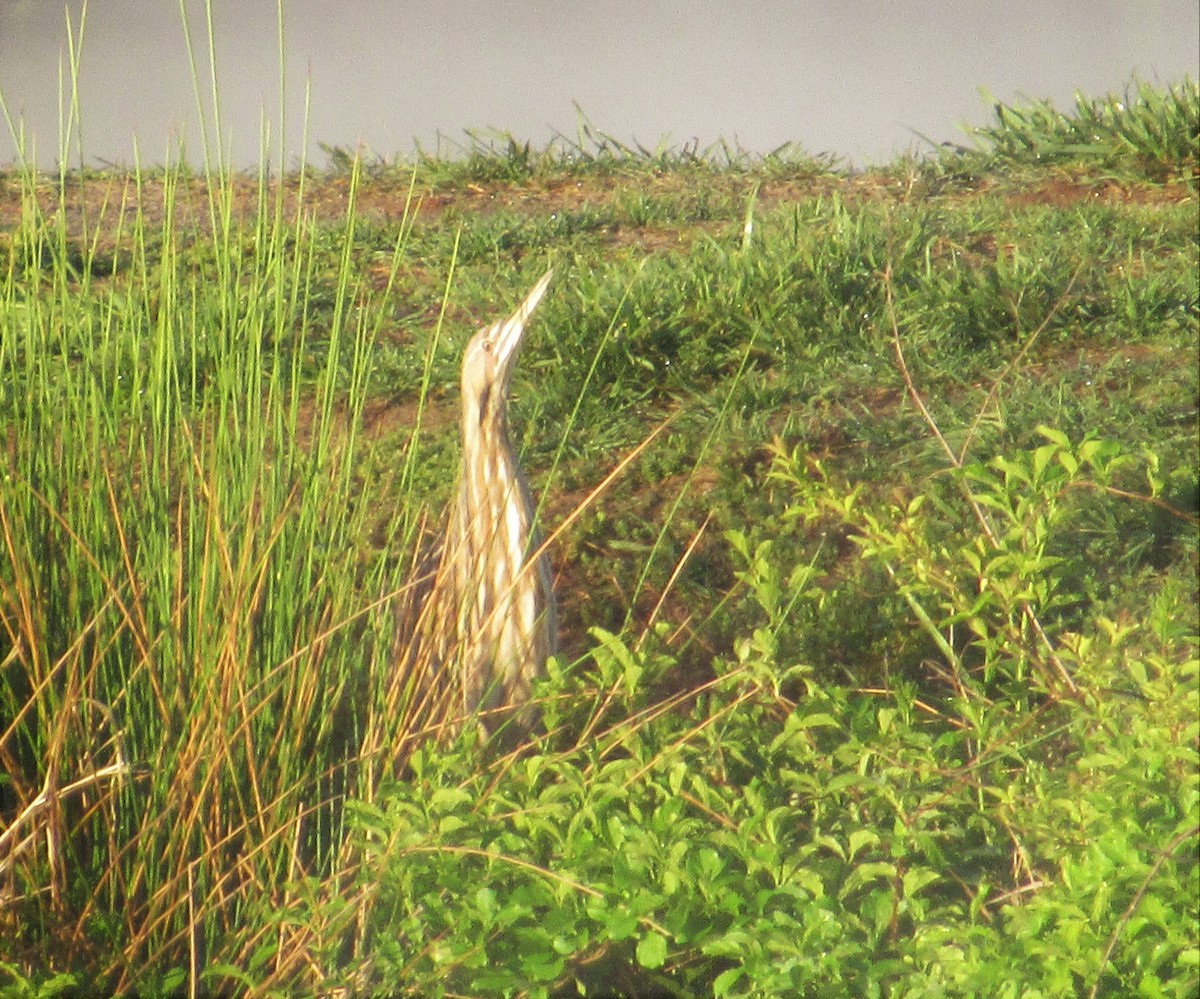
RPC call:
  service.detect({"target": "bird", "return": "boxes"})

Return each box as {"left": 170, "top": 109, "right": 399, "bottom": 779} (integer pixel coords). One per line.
{"left": 395, "top": 270, "right": 558, "bottom": 737}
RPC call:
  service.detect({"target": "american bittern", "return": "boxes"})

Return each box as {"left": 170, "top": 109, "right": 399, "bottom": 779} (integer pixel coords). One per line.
{"left": 398, "top": 271, "right": 557, "bottom": 735}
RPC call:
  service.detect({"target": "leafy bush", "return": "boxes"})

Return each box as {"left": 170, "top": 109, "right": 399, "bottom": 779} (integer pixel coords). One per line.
{"left": 297, "top": 429, "right": 1197, "bottom": 998}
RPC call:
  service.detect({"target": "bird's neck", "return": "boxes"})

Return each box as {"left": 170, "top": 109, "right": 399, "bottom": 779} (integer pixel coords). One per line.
{"left": 460, "top": 409, "right": 520, "bottom": 489}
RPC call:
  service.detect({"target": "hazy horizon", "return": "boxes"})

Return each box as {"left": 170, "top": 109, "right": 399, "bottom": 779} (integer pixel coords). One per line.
{"left": 1, "top": 1, "right": 1196, "bottom": 170}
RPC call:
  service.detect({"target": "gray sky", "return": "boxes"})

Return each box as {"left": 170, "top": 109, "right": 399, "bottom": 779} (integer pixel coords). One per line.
{"left": 1, "top": 1, "right": 1196, "bottom": 168}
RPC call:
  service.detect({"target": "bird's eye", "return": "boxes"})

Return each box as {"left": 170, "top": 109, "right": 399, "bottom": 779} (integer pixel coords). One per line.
{"left": 481, "top": 339, "right": 493, "bottom": 353}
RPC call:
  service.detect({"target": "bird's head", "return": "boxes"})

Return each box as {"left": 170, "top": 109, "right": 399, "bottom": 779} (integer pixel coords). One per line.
{"left": 461, "top": 269, "right": 554, "bottom": 428}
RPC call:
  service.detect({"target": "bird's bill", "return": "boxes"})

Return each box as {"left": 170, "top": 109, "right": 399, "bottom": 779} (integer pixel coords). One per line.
{"left": 494, "top": 269, "right": 554, "bottom": 361}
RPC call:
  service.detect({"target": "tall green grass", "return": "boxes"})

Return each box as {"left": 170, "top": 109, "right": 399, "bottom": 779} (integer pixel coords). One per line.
{"left": 0, "top": 145, "right": 420, "bottom": 983}
{"left": 0, "top": 4, "right": 441, "bottom": 981}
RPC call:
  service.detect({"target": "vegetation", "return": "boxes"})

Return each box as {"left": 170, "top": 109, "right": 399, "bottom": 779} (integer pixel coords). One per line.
{"left": 0, "top": 45, "right": 1196, "bottom": 999}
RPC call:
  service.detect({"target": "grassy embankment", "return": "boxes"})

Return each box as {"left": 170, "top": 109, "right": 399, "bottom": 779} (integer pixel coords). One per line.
{"left": 0, "top": 76, "right": 1197, "bottom": 997}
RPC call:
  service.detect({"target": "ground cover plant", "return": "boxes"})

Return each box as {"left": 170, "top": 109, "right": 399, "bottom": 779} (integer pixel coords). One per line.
{"left": 0, "top": 19, "right": 1196, "bottom": 996}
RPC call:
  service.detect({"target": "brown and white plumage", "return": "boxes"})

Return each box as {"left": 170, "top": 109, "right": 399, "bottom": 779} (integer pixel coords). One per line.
{"left": 399, "top": 271, "right": 557, "bottom": 735}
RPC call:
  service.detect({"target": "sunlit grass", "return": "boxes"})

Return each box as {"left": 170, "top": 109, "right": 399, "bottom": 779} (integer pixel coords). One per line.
{"left": 0, "top": 11, "right": 1196, "bottom": 993}
{"left": 1, "top": 139, "right": 409, "bottom": 980}
{"left": 954, "top": 75, "right": 1199, "bottom": 181}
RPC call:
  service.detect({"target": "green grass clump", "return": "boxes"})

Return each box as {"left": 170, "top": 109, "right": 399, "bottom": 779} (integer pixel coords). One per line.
{"left": 323, "top": 104, "right": 842, "bottom": 190}
{"left": 0, "top": 149, "right": 435, "bottom": 989}
{"left": 1, "top": 43, "right": 1197, "bottom": 999}
{"left": 953, "top": 76, "right": 1199, "bottom": 181}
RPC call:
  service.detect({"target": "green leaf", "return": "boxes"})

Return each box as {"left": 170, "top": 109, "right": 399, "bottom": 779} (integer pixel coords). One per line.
{"left": 156, "top": 969, "right": 187, "bottom": 994}
{"left": 474, "top": 886, "right": 499, "bottom": 921}
{"left": 713, "top": 967, "right": 746, "bottom": 996}
{"left": 200, "top": 964, "right": 255, "bottom": 989}
{"left": 902, "top": 866, "right": 940, "bottom": 898}
{"left": 1035, "top": 424, "right": 1070, "bottom": 448}
{"left": 428, "top": 786, "right": 472, "bottom": 814}
{"left": 1033, "top": 442, "right": 1058, "bottom": 480}
{"left": 877, "top": 706, "right": 896, "bottom": 734}
{"left": 520, "top": 952, "right": 565, "bottom": 982}
{"left": 792, "top": 712, "right": 839, "bottom": 730}
{"left": 848, "top": 829, "right": 881, "bottom": 861}
{"left": 636, "top": 931, "right": 668, "bottom": 969}
{"left": 839, "top": 862, "right": 897, "bottom": 899}
{"left": 601, "top": 910, "right": 640, "bottom": 940}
